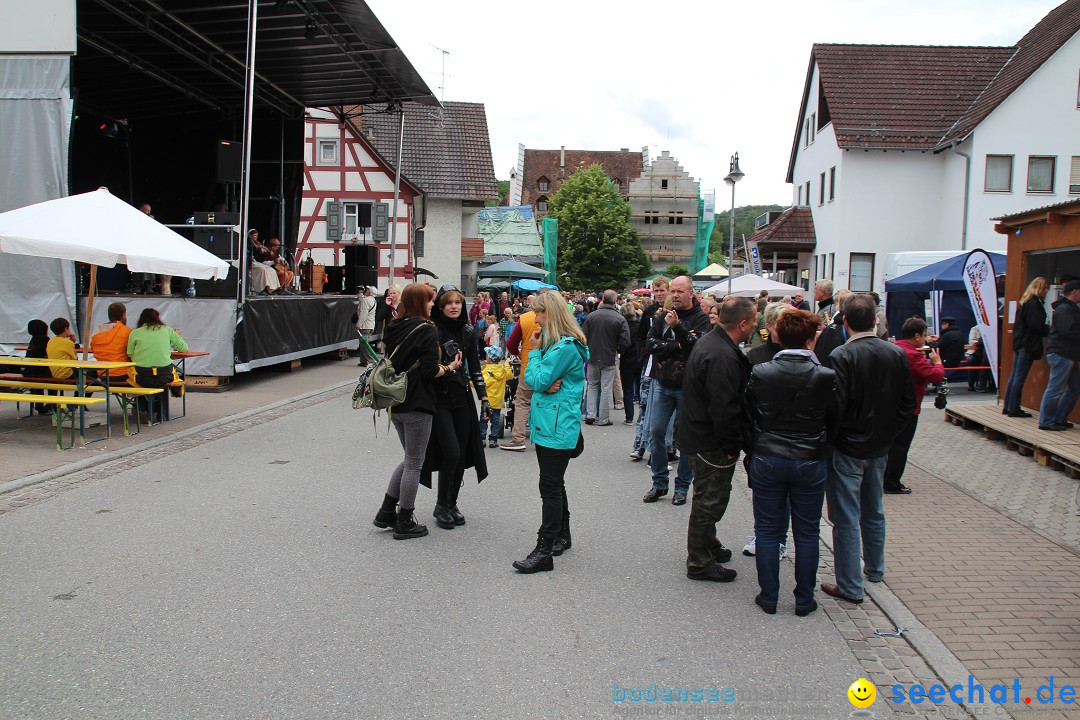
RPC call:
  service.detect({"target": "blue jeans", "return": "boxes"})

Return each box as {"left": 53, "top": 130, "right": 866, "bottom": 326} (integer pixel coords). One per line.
{"left": 1003, "top": 349, "right": 1035, "bottom": 413}
{"left": 750, "top": 454, "right": 826, "bottom": 609}
{"left": 634, "top": 374, "right": 674, "bottom": 452}
{"left": 825, "top": 449, "right": 887, "bottom": 600}
{"left": 1039, "top": 353, "right": 1080, "bottom": 427}
{"left": 478, "top": 408, "right": 502, "bottom": 442}
{"left": 649, "top": 382, "right": 690, "bottom": 493}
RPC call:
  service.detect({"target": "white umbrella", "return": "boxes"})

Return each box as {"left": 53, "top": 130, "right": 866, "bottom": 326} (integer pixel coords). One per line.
{"left": 704, "top": 273, "right": 805, "bottom": 298}
{"left": 0, "top": 188, "right": 230, "bottom": 279}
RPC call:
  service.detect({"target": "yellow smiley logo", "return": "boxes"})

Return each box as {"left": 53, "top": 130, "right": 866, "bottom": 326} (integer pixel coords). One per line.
{"left": 848, "top": 678, "right": 876, "bottom": 708}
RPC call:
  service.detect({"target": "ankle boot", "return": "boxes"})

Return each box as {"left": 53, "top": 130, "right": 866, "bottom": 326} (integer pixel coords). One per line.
{"left": 393, "top": 508, "right": 428, "bottom": 540}
{"left": 552, "top": 526, "right": 572, "bottom": 556}
{"left": 373, "top": 494, "right": 397, "bottom": 529}
{"left": 448, "top": 480, "right": 465, "bottom": 525}
{"left": 513, "top": 536, "right": 555, "bottom": 573}
{"left": 433, "top": 504, "right": 456, "bottom": 529}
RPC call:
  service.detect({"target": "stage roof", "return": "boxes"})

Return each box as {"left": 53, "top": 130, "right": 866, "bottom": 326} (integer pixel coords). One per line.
{"left": 74, "top": 0, "right": 438, "bottom": 119}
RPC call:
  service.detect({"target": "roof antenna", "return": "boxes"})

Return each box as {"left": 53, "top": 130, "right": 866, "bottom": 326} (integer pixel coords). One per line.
{"left": 429, "top": 43, "right": 451, "bottom": 104}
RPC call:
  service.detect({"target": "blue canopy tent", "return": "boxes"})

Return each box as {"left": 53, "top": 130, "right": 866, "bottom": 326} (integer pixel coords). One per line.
{"left": 884, "top": 251, "right": 1006, "bottom": 339}
{"left": 512, "top": 278, "right": 559, "bottom": 292}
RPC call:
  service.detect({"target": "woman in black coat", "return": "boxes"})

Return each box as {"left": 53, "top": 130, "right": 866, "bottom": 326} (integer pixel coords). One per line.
{"left": 421, "top": 285, "right": 489, "bottom": 529}
{"left": 1003, "top": 277, "right": 1049, "bottom": 417}
{"left": 618, "top": 303, "right": 643, "bottom": 425}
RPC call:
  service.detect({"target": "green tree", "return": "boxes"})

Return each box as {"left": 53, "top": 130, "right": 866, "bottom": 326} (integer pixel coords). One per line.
{"left": 549, "top": 164, "right": 650, "bottom": 289}
{"left": 709, "top": 204, "right": 785, "bottom": 266}
{"left": 486, "top": 180, "right": 512, "bottom": 206}
{"left": 665, "top": 264, "right": 690, "bottom": 278}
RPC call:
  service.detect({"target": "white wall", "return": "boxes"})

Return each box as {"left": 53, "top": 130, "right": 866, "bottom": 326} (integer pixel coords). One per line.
{"left": 423, "top": 198, "right": 463, "bottom": 291}
{"left": 966, "top": 31, "right": 1080, "bottom": 252}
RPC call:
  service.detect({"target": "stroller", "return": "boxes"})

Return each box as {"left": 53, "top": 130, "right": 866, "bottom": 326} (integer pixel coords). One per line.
{"left": 502, "top": 359, "right": 521, "bottom": 438}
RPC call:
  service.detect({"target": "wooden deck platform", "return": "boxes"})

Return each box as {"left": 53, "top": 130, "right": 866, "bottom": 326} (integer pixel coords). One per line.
{"left": 944, "top": 404, "right": 1080, "bottom": 478}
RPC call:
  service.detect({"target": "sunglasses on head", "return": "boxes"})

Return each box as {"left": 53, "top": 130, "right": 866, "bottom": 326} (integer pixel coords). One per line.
{"left": 439, "top": 284, "right": 460, "bottom": 294}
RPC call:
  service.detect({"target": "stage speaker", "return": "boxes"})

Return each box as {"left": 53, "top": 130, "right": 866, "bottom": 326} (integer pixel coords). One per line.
{"left": 193, "top": 264, "right": 239, "bottom": 298}
{"left": 358, "top": 203, "right": 371, "bottom": 229}
{"left": 344, "top": 266, "right": 377, "bottom": 294}
{"left": 343, "top": 244, "right": 377, "bottom": 269}
{"left": 324, "top": 265, "right": 344, "bottom": 294}
{"left": 216, "top": 140, "right": 242, "bottom": 184}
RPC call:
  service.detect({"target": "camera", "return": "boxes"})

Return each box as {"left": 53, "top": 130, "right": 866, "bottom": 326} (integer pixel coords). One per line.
{"left": 933, "top": 382, "right": 949, "bottom": 409}
{"left": 441, "top": 339, "right": 461, "bottom": 360}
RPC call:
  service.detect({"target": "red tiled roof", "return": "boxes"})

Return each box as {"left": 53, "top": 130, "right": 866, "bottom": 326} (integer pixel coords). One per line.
{"left": 940, "top": 0, "right": 1080, "bottom": 146}
{"left": 748, "top": 207, "right": 816, "bottom": 253}
{"left": 521, "top": 149, "right": 642, "bottom": 207}
{"left": 363, "top": 101, "right": 498, "bottom": 201}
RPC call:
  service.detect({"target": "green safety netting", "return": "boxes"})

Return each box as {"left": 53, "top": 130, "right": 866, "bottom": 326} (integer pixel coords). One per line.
{"left": 691, "top": 195, "right": 714, "bottom": 275}
{"left": 542, "top": 217, "right": 558, "bottom": 285}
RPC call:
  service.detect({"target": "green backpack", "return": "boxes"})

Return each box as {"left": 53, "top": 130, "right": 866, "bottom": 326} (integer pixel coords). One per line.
{"left": 352, "top": 323, "right": 428, "bottom": 422}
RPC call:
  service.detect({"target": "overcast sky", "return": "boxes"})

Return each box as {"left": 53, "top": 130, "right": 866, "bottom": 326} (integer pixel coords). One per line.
{"left": 366, "top": 0, "right": 1062, "bottom": 207}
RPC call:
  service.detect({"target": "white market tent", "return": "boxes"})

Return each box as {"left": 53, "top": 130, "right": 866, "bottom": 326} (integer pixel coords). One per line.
{"left": 693, "top": 262, "right": 730, "bottom": 278}
{"left": 704, "top": 273, "right": 804, "bottom": 298}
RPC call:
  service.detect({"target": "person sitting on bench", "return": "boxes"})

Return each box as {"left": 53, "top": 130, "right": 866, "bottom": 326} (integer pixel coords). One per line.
{"left": 127, "top": 308, "right": 188, "bottom": 423}
{"left": 22, "top": 319, "right": 51, "bottom": 414}
{"left": 90, "top": 302, "right": 132, "bottom": 382}
{"left": 46, "top": 317, "right": 78, "bottom": 380}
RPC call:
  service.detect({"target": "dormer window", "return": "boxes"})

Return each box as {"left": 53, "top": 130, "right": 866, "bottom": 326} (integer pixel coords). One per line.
{"left": 537, "top": 196, "right": 549, "bottom": 213}
{"left": 538, "top": 177, "right": 550, "bottom": 192}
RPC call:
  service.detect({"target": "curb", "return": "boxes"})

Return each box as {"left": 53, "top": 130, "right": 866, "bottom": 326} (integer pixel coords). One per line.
{"left": 0, "top": 379, "right": 354, "bottom": 497}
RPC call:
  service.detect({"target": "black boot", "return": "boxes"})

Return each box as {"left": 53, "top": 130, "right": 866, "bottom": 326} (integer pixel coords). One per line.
{"left": 393, "top": 508, "right": 428, "bottom": 540}
{"left": 448, "top": 478, "right": 465, "bottom": 526}
{"left": 373, "top": 494, "right": 397, "bottom": 529}
{"left": 513, "top": 536, "right": 554, "bottom": 573}
{"left": 552, "top": 521, "right": 571, "bottom": 556}
{"left": 433, "top": 504, "right": 456, "bottom": 529}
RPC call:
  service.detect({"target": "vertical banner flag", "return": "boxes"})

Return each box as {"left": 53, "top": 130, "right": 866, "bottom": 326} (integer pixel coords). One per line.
{"left": 744, "top": 238, "right": 762, "bottom": 276}
{"left": 961, "top": 249, "right": 1000, "bottom": 388}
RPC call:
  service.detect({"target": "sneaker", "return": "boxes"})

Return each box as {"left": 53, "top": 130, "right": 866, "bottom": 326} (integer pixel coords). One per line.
{"left": 629, "top": 448, "right": 644, "bottom": 461}
{"left": 488, "top": 440, "right": 498, "bottom": 448}
{"left": 499, "top": 440, "right": 527, "bottom": 451}
{"left": 622, "top": 419, "right": 634, "bottom": 425}
{"left": 594, "top": 419, "right": 613, "bottom": 427}
{"left": 779, "top": 542, "right": 787, "bottom": 561}
{"left": 742, "top": 536, "right": 756, "bottom": 556}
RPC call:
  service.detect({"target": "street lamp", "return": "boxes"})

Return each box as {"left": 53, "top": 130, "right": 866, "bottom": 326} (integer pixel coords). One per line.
{"left": 723, "top": 152, "right": 744, "bottom": 296}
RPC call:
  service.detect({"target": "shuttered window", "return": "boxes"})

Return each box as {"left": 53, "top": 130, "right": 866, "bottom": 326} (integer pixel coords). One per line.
{"left": 1070, "top": 156, "right": 1080, "bottom": 195}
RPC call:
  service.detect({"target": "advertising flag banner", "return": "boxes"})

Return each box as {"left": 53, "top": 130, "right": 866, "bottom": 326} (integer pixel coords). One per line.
{"left": 744, "top": 238, "right": 762, "bottom": 276}
{"left": 961, "top": 249, "right": 1000, "bottom": 388}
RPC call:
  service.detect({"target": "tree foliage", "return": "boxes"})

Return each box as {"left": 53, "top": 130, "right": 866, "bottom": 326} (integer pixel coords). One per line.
{"left": 709, "top": 204, "right": 785, "bottom": 266}
{"left": 665, "top": 264, "right": 690, "bottom": 278}
{"left": 549, "top": 164, "right": 651, "bottom": 289}
{"left": 486, "top": 180, "right": 512, "bottom": 206}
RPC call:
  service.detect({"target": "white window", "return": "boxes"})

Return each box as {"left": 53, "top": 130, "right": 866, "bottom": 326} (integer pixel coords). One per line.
{"left": 810, "top": 113, "right": 817, "bottom": 143}
{"left": 849, "top": 253, "right": 874, "bottom": 292}
{"left": 805, "top": 181, "right": 810, "bottom": 204}
{"left": 316, "top": 139, "right": 339, "bottom": 166}
{"left": 797, "top": 185, "right": 803, "bottom": 206}
{"left": 819, "top": 172, "right": 826, "bottom": 205}
{"left": 829, "top": 166, "right": 836, "bottom": 201}
{"left": 804, "top": 119, "right": 810, "bottom": 148}
{"left": 1070, "top": 156, "right": 1080, "bottom": 195}
{"left": 984, "top": 155, "right": 1013, "bottom": 192}
{"left": 342, "top": 202, "right": 372, "bottom": 236}
{"left": 1027, "top": 156, "right": 1056, "bottom": 193}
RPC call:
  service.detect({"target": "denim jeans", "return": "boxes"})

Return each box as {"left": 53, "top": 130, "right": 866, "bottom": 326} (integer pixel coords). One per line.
{"left": 825, "top": 449, "right": 887, "bottom": 600}
{"left": 479, "top": 408, "right": 502, "bottom": 442}
{"left": 620, "top": 362, "right": 640, "bottom": 422}
{"left": 686, "top": 450, "right": 736, "bottom": 571}
{"left": 649, "top": 382, "right": 691, "bottom": 493}
{"left": 1039, "top": 353, "right": 1080, "bottom": 427}
{"left": 750, "top": 454, "right": 826, "bottom": 609}
{"left": 635, "top": 374, "right": 674, "bottom": 452}
{"left": 388, "top": 410, "right": 434, "bottom": 510}
{"left": 586, "top": 363, "right": 616, "bottom": 423}
{"left": 1003, "top": 349, "right": 1034, "bottom": 413}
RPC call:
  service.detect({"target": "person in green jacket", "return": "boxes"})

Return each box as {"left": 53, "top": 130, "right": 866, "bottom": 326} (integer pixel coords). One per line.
{"left": 127, "top": 307, "right": 188, "bottom": 422}
{"left": 513, "top": 292, "right": 589, "bottom": 574}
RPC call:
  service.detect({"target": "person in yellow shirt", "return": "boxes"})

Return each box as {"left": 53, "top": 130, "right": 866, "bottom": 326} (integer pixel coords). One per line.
{"left": 46, "top": 317, "right": 77, "bottom": 379}
{"left": 480, "top": 346, "right": 513, "bottom": 448}
{"left": 90, "top": 302, "right": 132, "bottom": 381}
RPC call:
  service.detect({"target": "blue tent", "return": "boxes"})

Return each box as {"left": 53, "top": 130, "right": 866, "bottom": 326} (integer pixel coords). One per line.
{"left": 512, "top": 278, "right": 559, "bottom": 292}
{"left": 884, "top": 251, "right": 1006, "bottom": 338}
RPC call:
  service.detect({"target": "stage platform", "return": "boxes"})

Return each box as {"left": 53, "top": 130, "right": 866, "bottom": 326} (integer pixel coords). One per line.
{"left": 77, "top": 294, "right": 358, "bottom": 377}
{"left": 944, "top": 404, "right": 1080, "bottom": 478}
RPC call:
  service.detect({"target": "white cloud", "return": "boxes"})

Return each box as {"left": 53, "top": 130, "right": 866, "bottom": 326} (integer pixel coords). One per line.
{"left": 365, "top": 0, "right": 1063, "bottom": 205}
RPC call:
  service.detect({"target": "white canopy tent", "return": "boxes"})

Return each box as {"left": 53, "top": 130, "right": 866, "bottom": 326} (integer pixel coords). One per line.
{"left": 704, "top": 273, "right": 804, "bottom": 298}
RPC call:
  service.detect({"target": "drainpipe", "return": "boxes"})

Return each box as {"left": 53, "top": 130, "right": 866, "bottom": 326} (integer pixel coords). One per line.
{"left": 952, "top": 145, "right": 972, "bottom": 251}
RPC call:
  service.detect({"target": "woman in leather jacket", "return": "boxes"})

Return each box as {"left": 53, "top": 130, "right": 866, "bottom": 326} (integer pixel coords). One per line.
{"left": 745, "top": 309, "right": 840, "bottom": 617}
{"left": 421, "top": 286, "right": 489, "bottom": 529}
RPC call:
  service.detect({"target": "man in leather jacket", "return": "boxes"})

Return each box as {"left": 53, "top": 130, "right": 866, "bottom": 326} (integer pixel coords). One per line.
{"left": 642, "top": 276, "right": 712, "bottom": 506}
{"left": 931, "top": 317, "right": 965, "bottom": 367}
{"left": 679, "top": 296, "right": 756, "bottom": 582}
{"left": 821, "top": 294, "right": 916, "bottom": 605}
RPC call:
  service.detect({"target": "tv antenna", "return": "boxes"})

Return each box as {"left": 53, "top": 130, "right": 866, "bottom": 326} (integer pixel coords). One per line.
{"left": 429, "top": 44, "right": 451, "bottom": 103}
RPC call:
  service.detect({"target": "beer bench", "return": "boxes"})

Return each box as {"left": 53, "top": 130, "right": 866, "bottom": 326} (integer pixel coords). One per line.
{"left": 0, "top": 379, "right": 164, "bottom": 435}
{"left": 0, "top": 391, "right": 106, "bottom": 450}
{"left": 0, "top": 373, "right": 186, "bottom": 421}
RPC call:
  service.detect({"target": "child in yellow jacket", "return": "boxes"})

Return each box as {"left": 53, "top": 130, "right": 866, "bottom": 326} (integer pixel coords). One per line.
{"left": 480, "top": 345, "right": 513, "bottom": 448}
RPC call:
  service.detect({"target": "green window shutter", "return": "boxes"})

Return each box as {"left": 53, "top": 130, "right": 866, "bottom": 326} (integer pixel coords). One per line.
{"left": 372, "top": 202, "right": 389, "bottom": 243}
{"left": 326, "top": 201, "right": 342, "bottom": 242}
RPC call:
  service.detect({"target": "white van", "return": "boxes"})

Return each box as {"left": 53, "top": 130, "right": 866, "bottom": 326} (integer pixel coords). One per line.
{"left": 880, "top": 251, "right": 963, "bottom": 296}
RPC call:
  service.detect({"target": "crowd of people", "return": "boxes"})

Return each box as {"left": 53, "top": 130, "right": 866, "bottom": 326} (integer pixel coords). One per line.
{"left": 364, "top": 271, "right": 1074, "bottom": 612}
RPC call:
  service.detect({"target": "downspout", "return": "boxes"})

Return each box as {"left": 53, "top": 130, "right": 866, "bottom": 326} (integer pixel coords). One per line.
{"left": 952, "top": 145, "right": 971, "bottom": 251}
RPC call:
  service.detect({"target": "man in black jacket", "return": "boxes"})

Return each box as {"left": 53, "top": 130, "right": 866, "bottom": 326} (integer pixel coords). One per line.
{"left": 821, "top": 294, "right": 916, "bottom": 605}
{"left": 1038, "top": 280, "right": 1080, "bottom": 430}
{"left": 679, "top": 296, "right": 755, "bottom": 582}
{"left": 931, "top": 317, "right": 965, "bottom": 367}
{"left": 643, "top": 276, "right": 712, "bottom": 506}
{"left": 813, "top": 290, "right": 851, "bottom": 368}
{"left": 631, "top": 277, "right": 671, "bottom": 461}
{"left": 582, "top": 290, "right": 631, "bottom": 426}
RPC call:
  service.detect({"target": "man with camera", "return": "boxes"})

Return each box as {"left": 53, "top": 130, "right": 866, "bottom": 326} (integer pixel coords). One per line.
{"left": 883, "top": 317, "right": 945, "bottom": 495}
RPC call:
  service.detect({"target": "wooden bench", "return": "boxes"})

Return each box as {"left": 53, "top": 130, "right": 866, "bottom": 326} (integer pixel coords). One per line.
{"left": 0, "top": 372, "right": 186, "bottom": 421}
{"left": 0, "top": 391, "right": 106, "bottom": 450}
{"left": 0, "top": 380, "right": 164, "bottom": 435}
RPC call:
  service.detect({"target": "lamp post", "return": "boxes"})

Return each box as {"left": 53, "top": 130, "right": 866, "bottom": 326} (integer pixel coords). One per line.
{"left": 723, "top": 152, "right": 744, "bottom": 296}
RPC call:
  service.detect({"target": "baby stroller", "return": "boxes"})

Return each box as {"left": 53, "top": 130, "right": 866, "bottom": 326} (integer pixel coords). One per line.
{"left": 502, "top": 359, "right": 521, "bottom": 437}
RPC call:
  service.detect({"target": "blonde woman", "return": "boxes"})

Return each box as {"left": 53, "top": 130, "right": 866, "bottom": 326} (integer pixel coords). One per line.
{"left": 1004, "top": 277, "right": 1049, "bottom": 417}
{"left": 513, "top": 292, "right": 590, "bottom": 573}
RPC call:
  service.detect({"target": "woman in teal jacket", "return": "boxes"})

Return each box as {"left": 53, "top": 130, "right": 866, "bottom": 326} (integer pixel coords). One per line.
{"left": 513, "top": 291, "right": 589, "bottom": 573}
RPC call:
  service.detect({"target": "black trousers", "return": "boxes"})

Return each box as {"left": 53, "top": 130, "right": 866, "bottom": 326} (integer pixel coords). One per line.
{"left": 430, "top": 401, "right": 473, "bottom": 506}
{"left": 619, "top": 362, "right": 640, "bottom": 422}
{"left": 536, "top": 444, "right": 572, "bottom": 541}
{"left": 884, "top": 414, "right": 919, "bottom": 490}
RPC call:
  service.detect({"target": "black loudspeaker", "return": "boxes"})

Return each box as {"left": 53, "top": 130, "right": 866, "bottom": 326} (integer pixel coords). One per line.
{"left": 343, "top": 245, "right": 377, "bottom": 269}
{"left": 324, "top": 265, "right": 344, "bottom": 294}
{"left": 193, "top": 264, "right": 239, "bottom": 298}
{"left": 344, "top": 266, "right": 377, "bottom": 294}
{"left": 358, "top": 203, "right": 372, "bottom": 228}
{"left": 216, "top": 140, "right": 242, "bottom": 183}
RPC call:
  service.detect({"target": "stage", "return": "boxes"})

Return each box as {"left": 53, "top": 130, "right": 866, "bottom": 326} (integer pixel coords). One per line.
{"left": 78, "top": 294, "right": 358, "bottom": 377}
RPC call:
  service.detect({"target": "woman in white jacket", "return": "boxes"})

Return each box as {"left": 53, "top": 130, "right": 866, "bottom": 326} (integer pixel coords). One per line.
{"left": 355, "top": 286, "right": 377, "bottom": 366}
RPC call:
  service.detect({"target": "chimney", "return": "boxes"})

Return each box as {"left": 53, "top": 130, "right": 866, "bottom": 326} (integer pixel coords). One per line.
{"left": 559, "top": 146, "right": 565, "bottom": 168}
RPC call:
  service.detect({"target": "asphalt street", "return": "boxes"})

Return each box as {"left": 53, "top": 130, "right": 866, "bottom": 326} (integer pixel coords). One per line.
{"left": 0, "top": 387, "right": 906, "bottom": 720}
